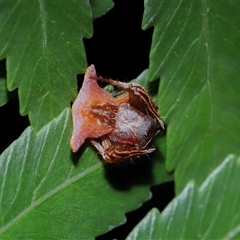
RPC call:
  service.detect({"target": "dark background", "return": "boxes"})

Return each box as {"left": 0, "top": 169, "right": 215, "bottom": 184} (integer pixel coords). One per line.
{"left": 84, "top": 0, "right": 152, "bottom": 81}
{"left": 0, "top": 0, "right": 174, "bottom": 239}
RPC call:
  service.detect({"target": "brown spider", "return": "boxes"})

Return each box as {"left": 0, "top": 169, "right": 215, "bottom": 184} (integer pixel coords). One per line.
{"left": 70, "top": 65, "right": 164, "bottom": 163}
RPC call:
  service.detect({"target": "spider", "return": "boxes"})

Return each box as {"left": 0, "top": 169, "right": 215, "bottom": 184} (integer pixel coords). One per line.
{"left": 70, "top": 65, "right": 164, "bottom": 163}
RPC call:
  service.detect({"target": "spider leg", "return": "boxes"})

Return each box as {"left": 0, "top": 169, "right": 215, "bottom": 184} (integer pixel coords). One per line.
{"left": 127, "top": 83, "right": 164, "bottom": 129}
{"left": 97, "top": 77, "right": 164, "bottom": 129}
{"left": 96, "top": 77, "right": 131, "bottom": 89}
{"left": 104, "top": 143, "right": 156, "bottom": 163}
{"left": 90, "top": 137, "right": 155, "bottom": 163}
{"left": 89, "top": 139, "right": 105, "bottom": 156}
{"left": 115, "top": 92, "right": 130, "bottom": 104}
{"left": 90, "top": 137, "right": 113, "bottom": 163}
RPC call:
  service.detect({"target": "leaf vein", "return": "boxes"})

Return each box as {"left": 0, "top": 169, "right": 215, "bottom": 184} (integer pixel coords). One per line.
{"left": 0, "top": 161, "right": 102, "bottom": 234}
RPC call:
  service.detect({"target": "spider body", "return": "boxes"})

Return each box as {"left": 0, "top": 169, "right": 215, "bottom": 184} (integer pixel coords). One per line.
{"left": 70, "top": 65, "right": 164, "bottom": 163}
{"left": 108, "top": 103, "right": 155, "bottom": 147}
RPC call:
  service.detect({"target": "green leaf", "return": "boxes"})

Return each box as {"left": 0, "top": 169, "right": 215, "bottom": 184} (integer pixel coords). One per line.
{"left": 0, "top": 108, "right": 170, "bottom": 238}
{"left": 127, "top": 155, "right": 240, "bottom": 239}
{"left": 0, "top": 60, "right": 12, "bottom": 106}
{"left": 0, "top": 79, "right": 16, "bottom": 107}
{"left": 0, "top": 1, "right": 92, "bottom": 130}
{"left": 0, "top": 78, "right": 9, "bottom": 106}
{"left": 143, "top": 0, "right": 240, "bottom": 192}
{"left": 90, "top": 0, "right": 114, "bottom": 20}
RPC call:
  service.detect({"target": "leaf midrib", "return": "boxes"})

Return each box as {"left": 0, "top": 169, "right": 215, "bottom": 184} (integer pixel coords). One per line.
{"left": 0, "top": 162, "right": 102, "bottom": 234}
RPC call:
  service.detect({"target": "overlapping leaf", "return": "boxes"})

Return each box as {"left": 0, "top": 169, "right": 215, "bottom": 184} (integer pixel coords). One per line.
{"left": 0, "top": 108, "right": 170, "bottom": 238}
{"left": 0, "top": 59, "right": 10, "bottom": 106}
{"left": 90, "top": 0, "right": 114, "bottom": 19}
{"left": 0, "top": 1, "right": 93, "bottom": 130}
{"left": 0, "top": 78, "right": 9, "bottom": 106}
{"left": 127, "top": 155, "right": 240, "bottom": 239}
{"left": 143, "top": 0, "right": 240, "bottom": 192}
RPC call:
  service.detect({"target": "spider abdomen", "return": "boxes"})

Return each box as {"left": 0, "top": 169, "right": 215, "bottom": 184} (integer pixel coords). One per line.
{"left": 109, "top": 103, "right": 155, "bottom": 147}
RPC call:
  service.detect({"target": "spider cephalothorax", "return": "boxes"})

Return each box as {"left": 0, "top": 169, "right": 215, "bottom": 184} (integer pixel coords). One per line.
{"left": 70, "top": 65, "right": 164, "bottom": 163}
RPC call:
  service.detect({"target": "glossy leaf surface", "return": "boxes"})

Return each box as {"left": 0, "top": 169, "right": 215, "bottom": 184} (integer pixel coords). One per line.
{"left": 0, "top": 107, "right": 170, "bottom": 238}
{"left": 0, "top": 1, "right": 92, "bottom": 130}
{"left": 127, "top": 155, "right": 240, "bottom": 239}
{"left": 143, "top": 0, "right": 240, "bottom": 192}
{"left": 90, "top": 0, "right": 114, "bottom": 19}
{"left": 0, "top": 78, "right": 9, "bottom": 107}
